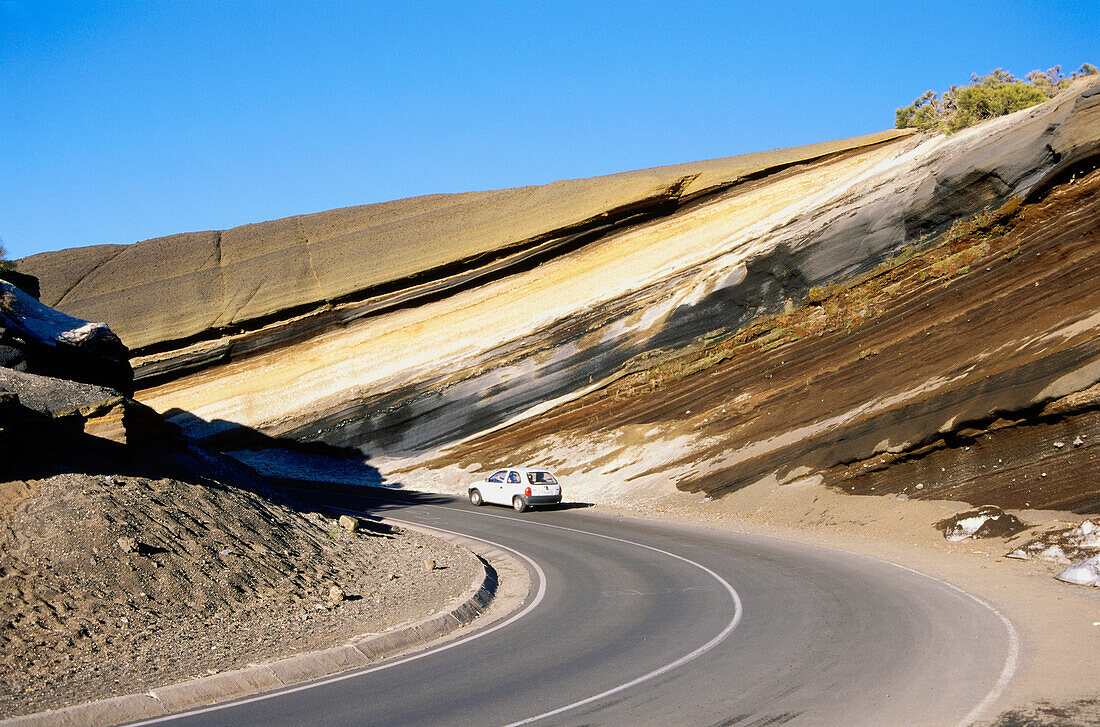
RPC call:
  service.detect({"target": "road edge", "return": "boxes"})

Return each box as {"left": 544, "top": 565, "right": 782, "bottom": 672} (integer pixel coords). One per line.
{"left": 1, "top": 517, "right": 531, "bottom": 727}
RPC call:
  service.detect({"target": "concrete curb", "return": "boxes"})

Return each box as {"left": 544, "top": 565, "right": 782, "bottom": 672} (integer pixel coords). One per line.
{"left": 2, "top": 518, "right": 531, "bottom": 727}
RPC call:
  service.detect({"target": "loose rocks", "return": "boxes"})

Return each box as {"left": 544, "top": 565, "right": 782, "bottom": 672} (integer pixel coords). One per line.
{"left": 939, "top": 505, "right": 1027, "bottom": 542}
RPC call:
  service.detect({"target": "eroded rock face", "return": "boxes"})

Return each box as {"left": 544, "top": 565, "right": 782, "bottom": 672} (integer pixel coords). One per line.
{"left": 1, "top": 281, "right": 133, "bottom": 394}
{"left": 16, "top": 78, "right": 1100, "bottom": 489}
{"left": 422, "top": 160, "right": 1100, "bottom": 514}
{"left": 128, "top": 77, "right": 1099, "bottom": 463}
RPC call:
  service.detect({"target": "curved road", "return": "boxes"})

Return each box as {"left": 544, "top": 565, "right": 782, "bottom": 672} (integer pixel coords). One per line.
{"left": 132, "top": 491, "right": 1016, "bottom": 727}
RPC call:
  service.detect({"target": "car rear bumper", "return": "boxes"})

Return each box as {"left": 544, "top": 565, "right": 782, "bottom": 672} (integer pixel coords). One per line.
{"left": 525, "top": 494, "right": 562, "bottom": 506}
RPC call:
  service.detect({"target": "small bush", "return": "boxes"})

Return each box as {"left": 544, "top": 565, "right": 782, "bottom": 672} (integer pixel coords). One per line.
{"left": 0, "top": 240, "right": 15, "bottom": 273}
{"left": 897, "top": 64, "right": 1097, "bottom": 134}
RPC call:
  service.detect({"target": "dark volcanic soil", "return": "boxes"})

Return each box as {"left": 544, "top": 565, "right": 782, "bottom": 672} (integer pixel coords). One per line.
{"left": 433, "top": 167, "right": 1100, "bottom": 513}
{"left": 834, "top": 397, "right": 1100, "bottom": 511}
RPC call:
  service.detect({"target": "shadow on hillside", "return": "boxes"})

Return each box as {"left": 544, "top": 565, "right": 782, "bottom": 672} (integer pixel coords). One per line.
{"left": 273, "top": 478, "right": 461, "bottom": 520}
{"left": 1, "top": 404, "right": 457, "bottom": 521}
{"left": 155, "top": 411, "right": 602, "bottom": 518}
{"left": 163, "top": 408, "right": 367, "bottom": 458}
{"left": 158, "top": 409, "right": 460, "bottom": 518}
{"left": 2, "top": 407, "right": 211, "bottom": 483}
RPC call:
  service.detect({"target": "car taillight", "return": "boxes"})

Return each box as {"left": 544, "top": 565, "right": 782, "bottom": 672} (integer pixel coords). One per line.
{"left": 525, "top": 487, "right": 532, "bottom": 497}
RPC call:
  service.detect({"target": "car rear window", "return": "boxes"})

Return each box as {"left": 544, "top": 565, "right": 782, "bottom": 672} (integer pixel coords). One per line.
{"left": 527, "top": 471, "right": 557, "bottom": 484}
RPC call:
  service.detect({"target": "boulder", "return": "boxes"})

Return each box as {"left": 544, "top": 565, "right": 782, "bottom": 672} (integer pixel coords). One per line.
{"left": 0, "top": 280, "right": 133, "bottom": 394}
{"left": 325, "top": 584, "right": 346, "bottom": 606}
{"left": 939, "top": 505, "right": 1027, "bottom": 541}
{"left": 0, "top": 368, "right": 135, "bottom": 465}
{"left": 1055, "top": 555, "right": 1100, "bottom": 587}
{"left": 0, "top": 367, "right": 123, "bottom": 420}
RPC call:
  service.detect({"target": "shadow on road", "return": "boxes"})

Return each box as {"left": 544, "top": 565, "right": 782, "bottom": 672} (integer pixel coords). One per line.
{"left": 274, "top": 478, "right": 460, "bottom": 516}
{"left": 543, "top": 501, "right": 595, "bottom": 511}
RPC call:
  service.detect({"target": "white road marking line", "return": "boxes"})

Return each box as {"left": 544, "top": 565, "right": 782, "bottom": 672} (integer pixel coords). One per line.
{"left": 882, "top": 561, "right": 1020, "bottom": 727}
{"left": 462, "top": 505, "right": 1019, "bottom": 726}
{"left": 125, "top": 520, "right": 548, "bottom": 725}
{"left": 134, "top": 488, "right": 1017, "bottom": 727}
{"left": 440, "top": 507, "right": 744, "bottom": 727}
{"left": 600, "top": 585, "right": 717, "bottom": 596}
{"left": 728, "top": 526, "right": 1021, "bottom": 727}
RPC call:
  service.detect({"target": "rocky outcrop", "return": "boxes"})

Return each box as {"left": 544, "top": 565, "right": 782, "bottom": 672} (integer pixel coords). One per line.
{"left": 0, "top": 290, "right": 154, "bottom": 473}
{"left": 1, "top": 280, "right": 133, "bottom": 394}
{"left": 0, "top": 367, "right": 175, "bottom": 469}
{"left": 939, "top": 506, "right": 1027, "bottom": 542}
{"left": 0, "top": 367, "right": 123, "bottom": 421}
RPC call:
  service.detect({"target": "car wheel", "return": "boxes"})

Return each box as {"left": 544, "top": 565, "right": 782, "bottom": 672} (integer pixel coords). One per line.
{"left": 512, "top": 496, "right": 528, "bottom": 513}
{"left": 469, "top": 489, "right": 483, "bottom": 506}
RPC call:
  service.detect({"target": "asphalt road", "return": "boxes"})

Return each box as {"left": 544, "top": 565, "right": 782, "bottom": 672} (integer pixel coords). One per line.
{"left": 133, "top": 491, "right": 1017, "bottom": 727}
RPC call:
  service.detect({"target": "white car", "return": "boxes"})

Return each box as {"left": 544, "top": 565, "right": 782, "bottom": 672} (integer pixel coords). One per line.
{"left": 469, "top": 467, "right": 562, "bottom": 512}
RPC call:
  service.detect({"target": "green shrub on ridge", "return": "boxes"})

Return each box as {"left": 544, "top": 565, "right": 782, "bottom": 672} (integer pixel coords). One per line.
{"left": 897, "top": 64, "right": 1097, "bottom": 134}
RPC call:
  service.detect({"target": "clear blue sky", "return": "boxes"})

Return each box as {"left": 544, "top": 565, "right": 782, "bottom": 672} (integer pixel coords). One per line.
{"left": 1, "top": 1, "right": 1095, "bottom": 260}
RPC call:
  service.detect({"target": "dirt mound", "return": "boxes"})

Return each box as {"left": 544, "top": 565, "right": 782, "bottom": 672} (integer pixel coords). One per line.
{"left": 0, "top": 449, "right": 479, "bottom": 719}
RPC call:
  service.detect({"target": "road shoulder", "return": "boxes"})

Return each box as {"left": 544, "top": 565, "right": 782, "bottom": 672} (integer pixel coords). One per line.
{"left": 1, "top": 518, "right": 531, "bottom": 727}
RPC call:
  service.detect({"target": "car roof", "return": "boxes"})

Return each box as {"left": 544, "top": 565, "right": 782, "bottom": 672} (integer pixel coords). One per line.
{"left": 496, "top": 467, "right": 554, "bottom": 474}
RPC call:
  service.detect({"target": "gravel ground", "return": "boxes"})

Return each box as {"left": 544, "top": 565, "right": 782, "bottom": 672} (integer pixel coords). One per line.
{"left": 0, "top": 472, "right": 482, "bottom": 719}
